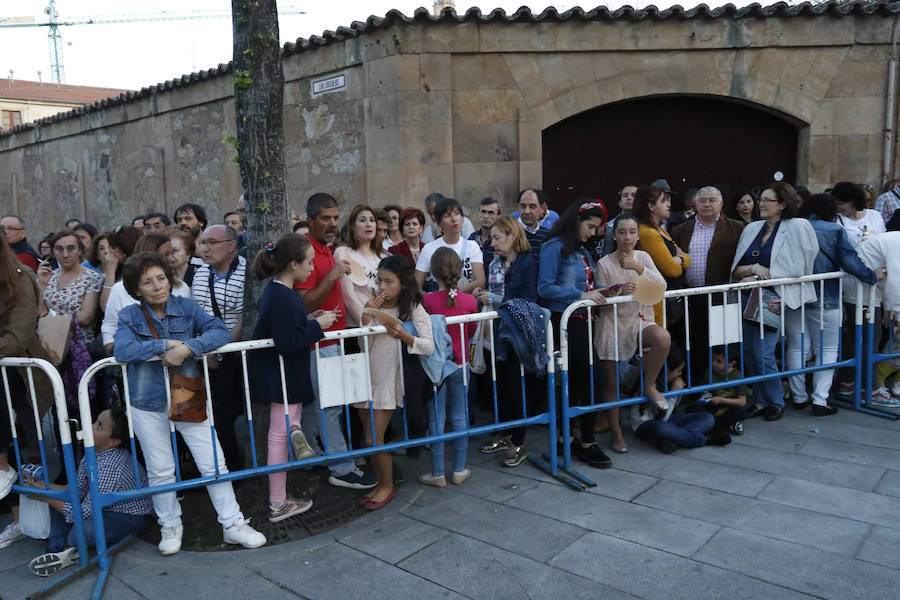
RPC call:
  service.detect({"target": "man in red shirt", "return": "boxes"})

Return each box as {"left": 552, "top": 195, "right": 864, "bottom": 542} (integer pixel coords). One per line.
{"left": 1, "top": 215, "right": 40, "bottom": 271}
{"left": 295, "top": 193, "right": 375, "bottom": 490}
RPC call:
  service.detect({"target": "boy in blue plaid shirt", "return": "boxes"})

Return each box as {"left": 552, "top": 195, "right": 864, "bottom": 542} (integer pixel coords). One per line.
{"left": 23, "top": 406, "right": 153, "bottom": 576}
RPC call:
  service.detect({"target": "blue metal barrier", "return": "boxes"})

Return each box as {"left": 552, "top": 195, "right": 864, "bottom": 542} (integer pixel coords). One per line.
{"left": 0, "top": 357, "right": 89, "bottom": 596}
{"left": 557, "top": 272, "right": 887, "bottom": 488}
{"left": 75, "top": 310, "right": 557, "bottom": 600}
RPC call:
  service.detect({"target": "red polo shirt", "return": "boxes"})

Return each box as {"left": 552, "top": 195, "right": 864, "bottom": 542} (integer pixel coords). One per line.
{"left": 294, "top": 233, "right": 346, "bottom": 347}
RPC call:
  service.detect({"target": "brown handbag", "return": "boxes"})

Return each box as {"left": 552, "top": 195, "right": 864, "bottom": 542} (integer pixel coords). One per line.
{"left": 140, "top": 306, "right": 208, "bottom": 423}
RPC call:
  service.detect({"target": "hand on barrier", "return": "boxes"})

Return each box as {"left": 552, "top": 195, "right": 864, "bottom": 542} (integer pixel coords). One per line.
{"left": 472, "top": 287, "right": 491, "bottom": 305}
{"left": 621, "top": 282, "right": 637, "bottom": 296}
{"left": 162, "top": 341, "right": 192, "bottom": 367}
{"left": 580, "top": 289, "right": 607, "bottom": 304}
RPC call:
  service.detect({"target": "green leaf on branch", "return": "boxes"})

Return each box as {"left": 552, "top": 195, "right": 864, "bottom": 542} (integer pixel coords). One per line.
{"left": 242, "top": 48, "right": 255, "bottom": 57}
{"left": 232, "top": 154, "right": 240, "bottom": 163}
{"left": 258, "top": 203, "right": 271, "bottom": 215}
{"left": 237, "top": 17, "right": 248, "bottom": 25}
{"left": 222, "top": 133, "right": 239, "bottom": 149}
{"left": 234, "top": 70, "right": 253, "bottom": 89}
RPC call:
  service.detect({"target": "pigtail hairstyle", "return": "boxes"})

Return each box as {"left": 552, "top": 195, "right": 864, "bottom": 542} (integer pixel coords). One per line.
{"left": 377, "top": 255, "right": 423, "bottom": 321}
{"left": 429, "top": 246, "right": 463, "bottom": 307}
{"left": 252, "top": 233, "right": 312, "bottom": 280}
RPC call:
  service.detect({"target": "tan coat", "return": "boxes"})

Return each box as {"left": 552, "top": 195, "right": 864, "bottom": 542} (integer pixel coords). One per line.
{"left": 0, "top": 269, "right": 54, "bottom": 416}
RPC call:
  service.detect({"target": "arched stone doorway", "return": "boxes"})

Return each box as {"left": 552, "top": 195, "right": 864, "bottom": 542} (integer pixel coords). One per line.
{"left": 541, "top": 95, "right": 801, "bottom": 213}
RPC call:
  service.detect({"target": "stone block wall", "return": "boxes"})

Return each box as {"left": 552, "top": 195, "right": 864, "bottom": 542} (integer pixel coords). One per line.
{"left": 0, "top": 9, "right": 896, "bottom": 235}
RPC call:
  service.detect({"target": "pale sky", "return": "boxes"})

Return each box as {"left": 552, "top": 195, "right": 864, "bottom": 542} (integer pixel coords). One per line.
{"left": 0, "top": 1, "right": 745, "bottom": 91}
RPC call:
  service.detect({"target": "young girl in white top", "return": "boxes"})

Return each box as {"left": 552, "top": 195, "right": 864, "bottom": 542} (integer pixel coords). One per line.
{"left": 359, "top": 256, "right": 435, "bottom": 510}
{"left": 335, "top": 205, "right": 388, "bottom": 327}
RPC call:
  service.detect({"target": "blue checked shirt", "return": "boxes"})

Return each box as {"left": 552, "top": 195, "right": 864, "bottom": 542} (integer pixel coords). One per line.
{"left": 61, "top": 448, "right": 153, "bottom": 523}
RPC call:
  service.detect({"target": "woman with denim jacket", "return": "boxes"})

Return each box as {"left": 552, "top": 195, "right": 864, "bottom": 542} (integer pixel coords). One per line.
{"left": 114, "top": 252, "right": 266, "bottom": 556}
{"left": 731, "top": 182, "right": 819, "bottom": 422}
{"left": 538, "top": 200, "right": 616, "bottom": 468}
{"left": 791, "top": 194, "right": 881, "bottom": 415}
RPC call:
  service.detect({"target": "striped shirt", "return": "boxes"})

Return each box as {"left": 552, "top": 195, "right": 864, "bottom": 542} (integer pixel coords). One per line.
{"left": 685, "top": 215, "right": 718, "bottom": 288}
{"left": 61, "top": 448, "right": 153, "bottom": 523}
{"left": 191, "top": 255, "right": 245, "bottom": 332}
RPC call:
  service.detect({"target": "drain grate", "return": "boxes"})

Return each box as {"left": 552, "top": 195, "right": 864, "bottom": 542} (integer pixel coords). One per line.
{"left": 140, "top": 462, "right": 402, "bottom": 551}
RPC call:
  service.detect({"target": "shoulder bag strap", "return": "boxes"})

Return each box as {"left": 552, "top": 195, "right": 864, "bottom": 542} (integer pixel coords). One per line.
{"left": 139, "top": 305, "right": 161, "bottom": 339}
{"left": 207, "top": 270, "right": 223, "bottom": 320}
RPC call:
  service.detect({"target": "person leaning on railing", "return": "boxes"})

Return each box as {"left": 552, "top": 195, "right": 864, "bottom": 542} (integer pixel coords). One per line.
{"left": 113, "top": 251, "right": 266, "bottom": 556}
{"left": 537, "top": 200, "right": 616, "bottom": 467}
{"left": 730, "top": 182, "right": 819, "bottom": 422}
{"left": 0, "top": 235, "right": 54, "bottom": 550}
{"left": 792, "top": 194, "right": 881, "bottom": 416}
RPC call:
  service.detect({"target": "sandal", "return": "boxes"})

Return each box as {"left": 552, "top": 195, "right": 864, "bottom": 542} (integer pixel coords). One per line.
{"left": 610, "top": 439, "right": 628, "bottom": 454}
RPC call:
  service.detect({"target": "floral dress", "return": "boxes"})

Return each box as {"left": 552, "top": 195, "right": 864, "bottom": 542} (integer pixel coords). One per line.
{"left": 43, "top": 267, "right": 103, "bottom": 342}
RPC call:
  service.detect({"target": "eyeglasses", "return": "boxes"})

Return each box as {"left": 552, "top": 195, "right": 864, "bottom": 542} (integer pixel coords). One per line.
{"left": 758, "top": 197, "right": 781, "bottom": 204}
{"left": 4, "top": 226, "right": 24, "bottom": 231}
{"left": 199, "top": 239, "right": 232, "bottom": 247}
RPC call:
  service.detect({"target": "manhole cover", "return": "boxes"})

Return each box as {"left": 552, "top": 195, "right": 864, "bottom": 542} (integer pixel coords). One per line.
{"left": 140, "top": 461, "right": 403, "bottom": 551}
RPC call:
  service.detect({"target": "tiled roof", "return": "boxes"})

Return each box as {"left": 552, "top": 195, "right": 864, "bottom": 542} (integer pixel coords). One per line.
{"left": 0, "top": 78, "right": 128, "bottom": 104}
{"left": 1, "top": 1, "right": 896, "bottom": 138}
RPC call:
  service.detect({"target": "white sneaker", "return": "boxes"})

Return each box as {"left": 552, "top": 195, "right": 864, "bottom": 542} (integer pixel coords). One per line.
{"left": 290, "top": 427, "right": 317, "bottom": 460}
{"left": 223, "top": 518, "right": 266, "bottom": 549}
{"left": 0, "top": 521, "right": 24, "bottom": 549}
{"left": 871, "top": 387, "right": 900, "bottom": 408}
{"left": 891, "top": 380, "right": 900, "bottom": 398}
{"left": 0, "top": 466, "right": 16, "bottom": 500}
{"left": 30, "top": 547, "right": 79, "bottom": 576}
{"left": 158, "top": 524, "right": 183, "bottom": 556}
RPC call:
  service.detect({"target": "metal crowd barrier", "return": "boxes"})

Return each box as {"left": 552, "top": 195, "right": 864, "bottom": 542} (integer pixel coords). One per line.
{"left": 75, "top": 309, "right": 557, "bottom": 600}
{"left": 0, "top": 357, "right": 89, "bottom": 597}
{"left": 557, "top": 272, "right": 890, "bottom": 488}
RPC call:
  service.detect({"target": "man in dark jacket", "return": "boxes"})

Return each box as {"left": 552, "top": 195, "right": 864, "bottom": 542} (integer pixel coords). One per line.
{"left": 671, "top": 186, "right": 745, "bottom": 381}
{"left": 1, "top": 215, "right": 40, "bottom": 271}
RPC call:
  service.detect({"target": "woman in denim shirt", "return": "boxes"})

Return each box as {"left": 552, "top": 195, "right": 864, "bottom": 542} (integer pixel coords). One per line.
{"left": 114, "top": 252, "right": 266, "bottom": 556}
{"left": 791, "top": 195, "right": 881, "bottom": 415}
{"left": 538, "top": 200, "right": 617, "bottom": 467}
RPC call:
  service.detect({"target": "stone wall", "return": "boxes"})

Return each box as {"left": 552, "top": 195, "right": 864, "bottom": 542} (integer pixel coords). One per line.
{"left": 0, "top": 7, "right": 896, "bottom": 235}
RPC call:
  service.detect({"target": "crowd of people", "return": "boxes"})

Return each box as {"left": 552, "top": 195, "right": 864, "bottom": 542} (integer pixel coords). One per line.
{"left": 1, "top": 174, "right": 899, "bottom": 576}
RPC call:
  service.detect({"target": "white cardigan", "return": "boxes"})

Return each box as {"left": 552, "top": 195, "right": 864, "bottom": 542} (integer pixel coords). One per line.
{"left": 729, "top": 218, "right": 819, "bottom": 310}
{"left": 857, "top": 232, "right": 900, "bottom": 312}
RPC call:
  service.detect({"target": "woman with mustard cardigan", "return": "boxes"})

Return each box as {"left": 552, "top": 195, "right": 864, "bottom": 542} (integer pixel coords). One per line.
{"left": 634, "top": 185, "right": 691, "bottom": 327}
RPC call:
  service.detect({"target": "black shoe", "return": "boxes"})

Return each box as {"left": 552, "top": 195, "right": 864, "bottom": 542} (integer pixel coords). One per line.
{"left": 791, "top": 399, "right": 812, "bottom": 410}
{"left": 745, "top": 405, "right": 766, "bottom": 419}
{"left": 657, "top": 440, "right": 678, "bottom": 454}
{"left": 728, "top": 421, "right": 744, "bottom": 436}
{"left": 573, "top": 442, "right": 612, "bottom": 469}
{"left": 811, "top": 404, "right": 839, "bottom": 416}
{"left": 704, "top": 430, "right": 732, "bottom": 446}
{"left": 763, "top": 405, "right": 784, "bottom": 421}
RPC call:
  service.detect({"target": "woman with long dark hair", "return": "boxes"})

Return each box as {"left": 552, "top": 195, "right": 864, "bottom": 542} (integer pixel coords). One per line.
{"left": 538, "top": 200, "right": 617, "bottom": 464}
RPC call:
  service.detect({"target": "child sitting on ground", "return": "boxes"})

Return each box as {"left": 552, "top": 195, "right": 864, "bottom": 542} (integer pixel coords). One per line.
{"left": 23, "top": 406, "right": 153, "bottom": 576}
{"left": 631, "top": 346, "right": 731, "bottom": 454}
{"left": 684, "top": 344, "right": 747, "bottom": 435}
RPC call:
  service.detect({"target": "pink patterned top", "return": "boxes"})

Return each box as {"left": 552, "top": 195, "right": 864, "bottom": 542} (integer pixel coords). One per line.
{"left": 43, "top": 267, "right": 103, "bottom": 341}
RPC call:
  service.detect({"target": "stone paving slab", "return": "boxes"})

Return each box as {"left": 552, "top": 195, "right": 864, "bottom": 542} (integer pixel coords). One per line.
{"left": 857, "top": 525, "right": 900, "bottom": 569}
{"left": 695, "top": 527, "right": 900, "bottom": 600}
{"left": 689, "top": 439, "right": 886, "bottom": 491}
{"left": 549, "top": 532, "right": 818, "bottom": 600}
{"left": 398, "top": 532, "right": 640, "bottom": 600}
{"left": 728, "top": 423, "right": 812, "bottom": 453}
{"left": 758, "top": 476, "right": 900, "bottom": 527}
{"left": 633, "top": 479, "right": 870, "bottom": 555}
{"left": 402, "top": 488, "right": 586, "bottom": 562}
{"left": 509, "top": 481, "right": 720, "bottom": 556}
{"left": 798, "top": 436, "right": 900, "bottom": 471}
{"left": 338, "top": 513, "right": 448, "bottom": 565}
{"left": 874, "top": 469, "right": 900, "bottom": 498}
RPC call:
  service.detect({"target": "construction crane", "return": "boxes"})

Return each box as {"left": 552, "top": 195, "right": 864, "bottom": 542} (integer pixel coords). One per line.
{"left": 0, "top": 1, "right": 306, "bottom": 84}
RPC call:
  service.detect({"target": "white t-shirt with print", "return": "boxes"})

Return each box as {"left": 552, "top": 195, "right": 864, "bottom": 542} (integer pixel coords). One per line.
{"left": 836, "top": 209, "right": 886, "bottom": 249}
{"left": 415, "top": 236, "right": 483, "bottom": 287}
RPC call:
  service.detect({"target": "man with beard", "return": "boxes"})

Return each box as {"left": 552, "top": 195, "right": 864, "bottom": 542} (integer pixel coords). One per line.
{"left": 294, "top": 193, "right": 377, "bottom": 490}
{"left": 174, "top": 203, "right": 207, "bottom": 266}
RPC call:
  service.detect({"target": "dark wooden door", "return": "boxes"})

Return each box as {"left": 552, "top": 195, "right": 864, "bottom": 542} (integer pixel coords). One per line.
{"left": 541, "top": 95, "right": 799, "bottom": 214}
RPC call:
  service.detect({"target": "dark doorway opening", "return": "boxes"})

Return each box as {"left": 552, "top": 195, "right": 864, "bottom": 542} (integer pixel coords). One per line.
{"left": 541, "top": 95, "right": 800, "bottom": 216}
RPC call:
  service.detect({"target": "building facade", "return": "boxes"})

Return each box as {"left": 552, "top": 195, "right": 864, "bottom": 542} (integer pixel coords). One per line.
{"left": 0, "top": 1, "right": 898, "bottom": 232}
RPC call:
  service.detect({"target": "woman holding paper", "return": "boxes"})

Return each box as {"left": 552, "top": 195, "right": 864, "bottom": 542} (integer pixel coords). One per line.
{"left": 335, "top": 205, "right": 389, "bottom": 327}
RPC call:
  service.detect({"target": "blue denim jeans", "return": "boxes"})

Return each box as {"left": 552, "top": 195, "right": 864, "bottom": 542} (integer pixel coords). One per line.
{"left": 742, "top": 318, "right": 785, "bottom": 408}
{"left": 303, "top": 344, "right": 354, "bottom": 477}
{"left": 635, "top": 413, "right": 714, "bottom": 448}
{"left": 48, "top": 508, "right": 147, "bottom": 553}
{"left": 428, "top": 366, "right": 468, "bottom": 477}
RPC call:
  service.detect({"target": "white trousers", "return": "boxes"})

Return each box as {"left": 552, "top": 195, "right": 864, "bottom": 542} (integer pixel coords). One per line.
{"left": 786, "top": 306, "right": 841, "bottom": 407}
{"left": 131, "top": 407, "right": 243, "bottom": 528}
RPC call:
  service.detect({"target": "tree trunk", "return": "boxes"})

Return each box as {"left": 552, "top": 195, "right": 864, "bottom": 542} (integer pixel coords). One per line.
{"left": 232, "top": 0, "right": 288, "bottom": 338}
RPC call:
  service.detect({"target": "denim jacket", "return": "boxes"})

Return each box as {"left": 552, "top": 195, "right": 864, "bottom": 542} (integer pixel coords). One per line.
{"left": 538, "top": 236, "right": 592, "bottom": 312}
{"left": 113, "top": 295, "right": 230, "bottom": 412}
{"left": 487, "top": 253, "right": 538, "bottom": 305}
{"left": 401, "top": 314, "right": 456, "bottom": 386}
{"left": 809, "top": 216, "right": 877, "bottom": 309}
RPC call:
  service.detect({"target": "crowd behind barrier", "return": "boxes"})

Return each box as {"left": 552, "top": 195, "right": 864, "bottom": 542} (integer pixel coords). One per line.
{"left": 5, "top": 179, "right": 900, "bottom": 600}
